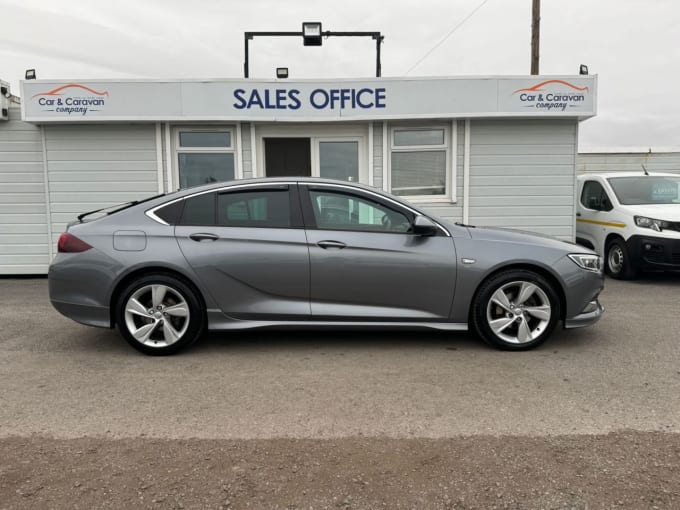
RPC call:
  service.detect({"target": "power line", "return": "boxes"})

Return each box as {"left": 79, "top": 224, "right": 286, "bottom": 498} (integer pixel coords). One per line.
{"left": 404, "top": 0, "right": 492, "bottom": 75}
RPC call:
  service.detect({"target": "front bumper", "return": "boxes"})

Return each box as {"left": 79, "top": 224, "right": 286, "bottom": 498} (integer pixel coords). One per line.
{"left": 564, "top": 299, "right": 604, "bottom": 329}
{"left": 627, "top": 235, "right": 680, "bottom": 270}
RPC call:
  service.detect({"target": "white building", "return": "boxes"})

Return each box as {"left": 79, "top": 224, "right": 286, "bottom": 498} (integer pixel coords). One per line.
{"left": 0, "top": 75, "right": 597, "bottom": 274}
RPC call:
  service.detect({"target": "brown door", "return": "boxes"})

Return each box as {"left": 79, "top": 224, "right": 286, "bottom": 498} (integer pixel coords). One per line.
{"left": 264, "top": 138, "right": 311, "bottom": 177}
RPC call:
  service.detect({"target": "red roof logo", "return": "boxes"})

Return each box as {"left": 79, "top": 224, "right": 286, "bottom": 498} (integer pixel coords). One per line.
{"left": 513, "top": 79, "right": 589, "bottom": 95}
{"left": 32, "top": 83, "right": 109, "bottom": 99}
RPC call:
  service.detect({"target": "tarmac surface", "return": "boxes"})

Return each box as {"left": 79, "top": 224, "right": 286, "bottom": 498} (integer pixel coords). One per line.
{"left": 1, "top": 274, "right": 680, "bottom": 508}
{"left": 1, "top": 275, "right": 679, "bottom": 439}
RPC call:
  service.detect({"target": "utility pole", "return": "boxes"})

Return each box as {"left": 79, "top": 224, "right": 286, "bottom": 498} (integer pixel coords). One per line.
{"left": 531, "top": 0, "right": 540, "bottom": 75}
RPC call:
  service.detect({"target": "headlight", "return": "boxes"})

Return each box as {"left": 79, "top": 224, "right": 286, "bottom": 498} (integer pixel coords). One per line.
{"left": 634, "top": 215, "right": 670, "bottom": 232}
{"left": 568, "top": 253, "right": 602, "bottom": 272}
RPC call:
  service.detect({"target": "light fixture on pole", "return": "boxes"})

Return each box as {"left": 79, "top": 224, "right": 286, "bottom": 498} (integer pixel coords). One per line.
{"left": 579, "top": 64, "right": 589, "bottom": 75}
{"left": 302, "top": 22, "right": 322, "bottom": 46}
{"left": 276, "top": 67, "right": 289, "bottom": 79}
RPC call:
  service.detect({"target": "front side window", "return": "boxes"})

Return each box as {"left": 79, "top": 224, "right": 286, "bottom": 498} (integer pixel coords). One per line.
{"left": 177, "top": 130, "right": 235, "bottom": 189}
{"left": 309, "top": 190, "right": 411, "bottom": 233}
{"left": 390, "top": 127, "right": 448, "bottom": 198}
{"left": 581, "top": 181, "right": 612, "bottom": 211}
{"left": 217, "top": 190, "right": 291, "bottom": 228}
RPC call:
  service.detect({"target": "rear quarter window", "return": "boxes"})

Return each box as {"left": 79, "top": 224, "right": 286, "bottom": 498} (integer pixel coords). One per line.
{"left": 179, "top": 193, "right": 216, "bottom": 226}
{"left": 153, "top": 200, "right": 184, "bottom": 225}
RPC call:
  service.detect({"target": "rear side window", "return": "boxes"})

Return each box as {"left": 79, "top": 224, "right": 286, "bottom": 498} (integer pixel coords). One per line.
{"left": 180, "top": 193, "right": 216, "bottom": 225}
{"left": 217, "top": 190, "right": 291, "bottom": 228}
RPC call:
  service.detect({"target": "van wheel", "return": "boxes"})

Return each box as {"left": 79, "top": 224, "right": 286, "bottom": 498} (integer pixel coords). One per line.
{"left": 472, "top": 269, "right": 560, "bottom": 351}
{"left": 605, "top": 238, "right": 637, "bottom": 280}
{"left": 115, "top": 273, "right": 205, "bottom": 355}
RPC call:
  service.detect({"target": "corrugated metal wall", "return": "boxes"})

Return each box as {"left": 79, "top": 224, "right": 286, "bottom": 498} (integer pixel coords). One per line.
{"left": 0, "top": 107, "right": 50, "bottom": 274}
{"left": 467, "top": 119, "right": 578, "bottom": 240}
{"left": 578, "top": 152, "right": 680, "bottom": 174}
{"left": 43, "top": 124, "right": 159, "bottom": 249}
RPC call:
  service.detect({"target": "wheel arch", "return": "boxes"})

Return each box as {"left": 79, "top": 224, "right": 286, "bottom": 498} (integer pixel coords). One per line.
{"left": 468, "top": 263, "right": 567, "bottom": 323}
{"left": 604, "top": 232, "right": 626, "bottom": 251}
{"left": 109, "top": 265, "right": 207, "bottom": 328}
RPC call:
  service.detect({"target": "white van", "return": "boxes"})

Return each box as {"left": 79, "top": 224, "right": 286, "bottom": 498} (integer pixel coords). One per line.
{"left": 576, "top": 172, "right": 680, "bottom": 279}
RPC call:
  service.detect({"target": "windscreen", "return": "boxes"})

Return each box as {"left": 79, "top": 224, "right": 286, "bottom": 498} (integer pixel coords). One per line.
{"left": 607, "top": 176, "right": 680, "bottom": 205}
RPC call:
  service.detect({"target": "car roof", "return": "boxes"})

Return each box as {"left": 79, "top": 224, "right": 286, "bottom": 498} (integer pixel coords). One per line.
{"left": 578, "top": 171, "right": 680, "bottom": 179}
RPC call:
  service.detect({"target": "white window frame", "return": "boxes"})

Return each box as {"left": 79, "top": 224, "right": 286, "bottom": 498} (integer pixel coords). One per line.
{"left": 388, "top": 123, "right": 456, "bottom": 203}
{"left": 173, "top": 126, "right": 239, "bottom": 188}
{"left": 312, "top": 136, "right": 364, "bottom": 183}
{"left": 254, "top": 124, "right": 368, "bottom": 184}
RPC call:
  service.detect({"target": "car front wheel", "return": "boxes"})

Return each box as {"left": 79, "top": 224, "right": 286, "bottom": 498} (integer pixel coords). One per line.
{"left": 472, "top": 270, "right": 560, "bottom": 350}
{"left": 605, "top": 238, "right": 637, "bottom": 280}
{"left": 115, "top": 273, "right": 205, "bottom": 355}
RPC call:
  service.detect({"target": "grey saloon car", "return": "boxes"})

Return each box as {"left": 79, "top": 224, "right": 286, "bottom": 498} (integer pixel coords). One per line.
{"left": 48, "top": 178, "right": 604, "bottom": 355}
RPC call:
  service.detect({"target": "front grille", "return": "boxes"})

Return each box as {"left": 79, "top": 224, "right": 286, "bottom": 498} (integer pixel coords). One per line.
{"left": 672, "top": 252, "right": 680, "bottom": 264}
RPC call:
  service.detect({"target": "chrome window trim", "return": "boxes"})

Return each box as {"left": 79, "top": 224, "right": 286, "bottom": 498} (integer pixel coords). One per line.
{"left": 145, "top": 180, "right": 451, "bottom": 237}
{"left": 145, "top": 181, "right": 298, "bottom": 225}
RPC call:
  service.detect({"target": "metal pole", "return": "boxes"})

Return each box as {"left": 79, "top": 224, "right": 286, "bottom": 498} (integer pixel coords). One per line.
{"left": 244, "top": 34, "right": 250, "bottom": 78}
{"left": 375, "top": 35, "right": 382, "bottom": 77}
{"left": 531, "top": 0, "right": 540, "bottom": 75}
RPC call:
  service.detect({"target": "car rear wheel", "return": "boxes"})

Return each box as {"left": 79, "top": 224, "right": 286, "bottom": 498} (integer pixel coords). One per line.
{"left": 605, "top": 238, "right": 637, "bottom": 280}
{"left": 115, "top": 273, "right": 205, "bottom": 355}
{"left": 472, "top": 270, "right": 560, "bottom": 350}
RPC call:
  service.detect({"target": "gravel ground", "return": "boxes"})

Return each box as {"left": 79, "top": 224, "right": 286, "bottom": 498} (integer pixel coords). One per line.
{"left": 1, "top": 274, "right": 680, "bottom": 508}
{"left": 2, "top": 432, "right": 680, "bottom": 509}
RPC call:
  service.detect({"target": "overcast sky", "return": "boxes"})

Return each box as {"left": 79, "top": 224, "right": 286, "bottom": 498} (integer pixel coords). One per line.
{"left": 2, "top": 0, "right": 679, "bottom": 149}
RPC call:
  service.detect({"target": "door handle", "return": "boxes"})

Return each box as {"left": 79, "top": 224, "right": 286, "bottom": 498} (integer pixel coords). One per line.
{"left": 576, "top": 212, "right": 582, "bottom": 217}
{"left": 317, "top": 240, "right": 347, "bottom": 249}
{"left": 189, "top": 233, "right": 219, "bottom": 242}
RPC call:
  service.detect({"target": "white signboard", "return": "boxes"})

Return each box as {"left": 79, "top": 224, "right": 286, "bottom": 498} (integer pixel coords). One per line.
{"left": 21, "top": 76, "right": 596, "bottom": 123}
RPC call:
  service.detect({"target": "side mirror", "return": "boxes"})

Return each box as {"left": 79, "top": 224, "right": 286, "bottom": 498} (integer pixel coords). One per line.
{"left": 412, "top": 215, "right": 438, "bottom": 236}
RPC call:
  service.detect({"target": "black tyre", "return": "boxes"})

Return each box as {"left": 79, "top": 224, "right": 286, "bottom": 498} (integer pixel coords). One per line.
{"left": 472, "top": 270, "right": 560, "bottom": 351}
{"left": 115, "top": 273, "right": 205, "bottom": 355}
{"left": 605, "top": 238, "right": 637, "bottom": 280}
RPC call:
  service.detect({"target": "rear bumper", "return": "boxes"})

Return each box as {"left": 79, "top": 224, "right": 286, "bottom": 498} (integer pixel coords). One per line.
{"left": 564, "top": 299, "right": 604, "bottom": 329}
{"left": 51, "top": 299, "right": 111, "bottom": 328}
{"left": 627, "top": 235, "right": 680, "bottom": 270}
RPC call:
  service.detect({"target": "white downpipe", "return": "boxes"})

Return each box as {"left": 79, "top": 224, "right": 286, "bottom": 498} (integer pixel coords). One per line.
{"left": 154, "top": 123, "right": 163, "bottom": 194}
{"left": 463, "top": 119, "right": 471, "bottom": 224}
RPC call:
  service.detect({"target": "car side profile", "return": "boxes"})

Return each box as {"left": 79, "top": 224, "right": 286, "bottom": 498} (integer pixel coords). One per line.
{"left": 49, "top": 178, "right": 604, "bottom": 355}
{"left": 576, "top": 172, "right": 680, "bottom": 279}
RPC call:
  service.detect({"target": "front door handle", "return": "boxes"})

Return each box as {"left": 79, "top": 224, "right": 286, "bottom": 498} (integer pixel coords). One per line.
{"left": 189, "top": 233, "right": 219, "bottom": 242}
{"left": 576, "top": 212, "right": 582, "bottom": 217}
{"left": 317, "top": 240, "right": 347, "bottom": 249}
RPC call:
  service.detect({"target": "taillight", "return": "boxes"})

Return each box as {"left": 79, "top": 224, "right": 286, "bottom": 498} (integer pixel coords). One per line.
{"left": 57, "top": 233, "right": 92, "bottom": 253}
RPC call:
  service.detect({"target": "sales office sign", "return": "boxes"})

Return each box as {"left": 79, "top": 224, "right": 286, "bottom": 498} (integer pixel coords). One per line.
{"left": 22, "top": 77, "right": 596, "bottom": 121}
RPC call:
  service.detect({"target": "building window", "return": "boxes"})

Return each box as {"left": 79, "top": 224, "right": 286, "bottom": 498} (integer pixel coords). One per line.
{"left": 390, "top": 127, "right": 449, "bottom": 199}
{"left": 176, "top": 129, "right": 235, "bottom": 189}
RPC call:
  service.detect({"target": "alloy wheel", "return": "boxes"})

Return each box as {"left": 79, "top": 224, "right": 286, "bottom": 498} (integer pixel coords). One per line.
{"left": 486, "top": 280, "right": 552, "bottom": 344}
{"left": 123, "top": 284, "right": 190, "bottom": 348}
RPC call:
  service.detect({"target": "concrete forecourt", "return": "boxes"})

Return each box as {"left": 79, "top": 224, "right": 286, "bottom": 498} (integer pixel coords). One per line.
{"left": 1, "top": 275, "right": 679, "bottom": 508}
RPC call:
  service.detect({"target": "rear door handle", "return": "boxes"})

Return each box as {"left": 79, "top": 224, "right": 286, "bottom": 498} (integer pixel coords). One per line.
{"left": 576, "top": 212, "right": 582, "bottom": 217}
{"left": 317, "top": 240, "right": 347, "bottom": 249}
{"left": 189, "top": 233, "right": 219, "bottom": 242}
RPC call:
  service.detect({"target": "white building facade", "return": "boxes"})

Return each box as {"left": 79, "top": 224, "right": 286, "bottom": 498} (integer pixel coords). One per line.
{"left": 0, "top": 75, "right": 597, "bottom": 274}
